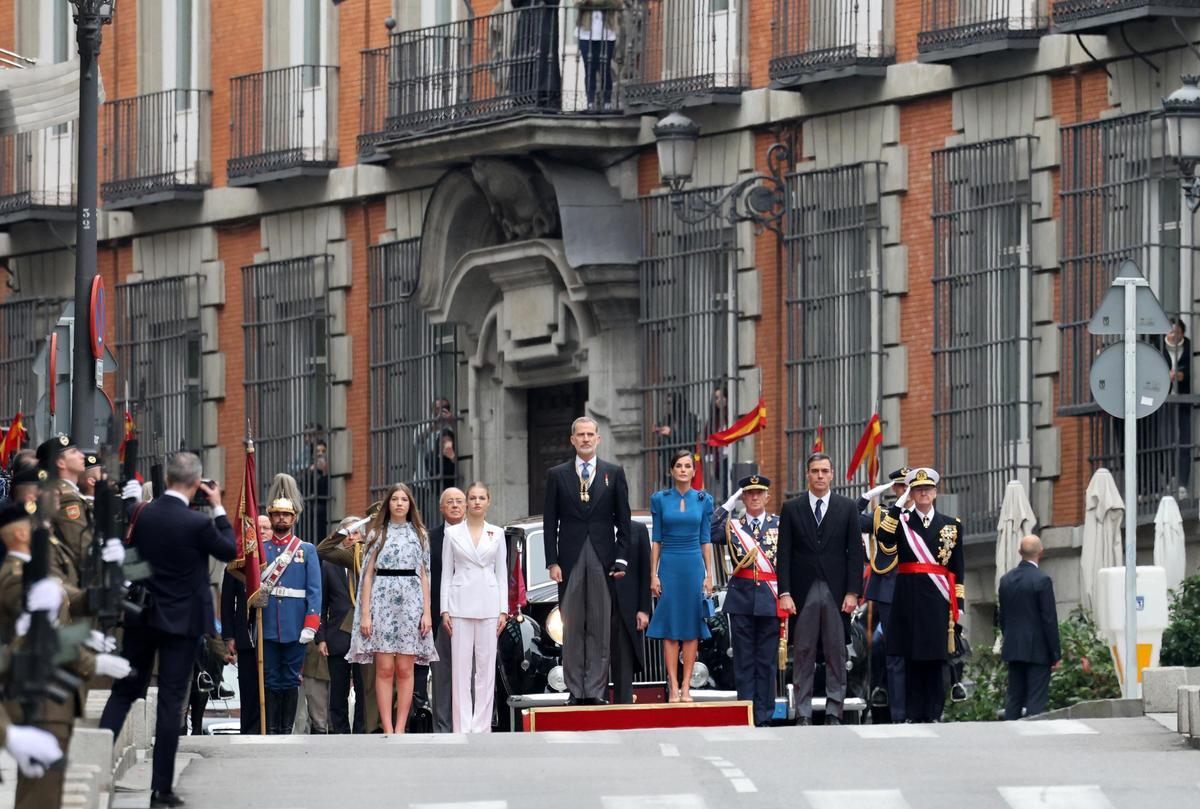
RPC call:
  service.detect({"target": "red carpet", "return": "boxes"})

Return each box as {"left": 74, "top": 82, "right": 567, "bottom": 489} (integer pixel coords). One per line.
{"left": 523, "top": 701, "right": 754, "bottom": 732}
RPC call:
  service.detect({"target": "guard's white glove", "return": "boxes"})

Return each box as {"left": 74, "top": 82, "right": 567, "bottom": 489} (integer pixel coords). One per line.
{"left": 299, "top": 627, "right": 316, "bottom": 645}
{"left": 861, "top": 482, "right": 892, "bottom": 502}
{"left": 86, "top": 630, "right": 117, "bottom": 654}
{"left": 121, "top": 479, "right": 142, "bottom": 500}
{"left": 101, "top": 538, "right": 126, "bottom": 564}
{"left": 95, "top": 654, "right": 132, "bottom": 679}
{"left": 4, "top": 725, "right": 63, "bottom": 778}
{"left": 895, "top": 486, "right": 912, "bottom": 511}
{"left": 721, "top": 488, "right": 743, "bottom": 513}
{"left": 26, "top": 579, "right": 63, "bottom": 614}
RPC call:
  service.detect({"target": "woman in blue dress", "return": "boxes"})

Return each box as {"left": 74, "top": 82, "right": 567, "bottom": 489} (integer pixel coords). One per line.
{"left": 648, "top": 448, "right": 715, "bottom": 702}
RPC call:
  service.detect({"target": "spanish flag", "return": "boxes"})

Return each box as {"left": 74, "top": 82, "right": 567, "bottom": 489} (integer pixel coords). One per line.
{"left": 846, "top": 414, "right": 883, "bottom": 486}
{"left": 691, "top": 437, "right": 705, "bottom": 491}
{"left": 706, "top": 398, "right": 767, "bottom": 447}
{"left": 811, "top": 415, "right": 825, "bottom": 454}
{"left": 117, "top": 410, "right": 135, "bottom": 464}
{"left": 0, "top": 412, "right": 26, "bottom": 467}
{"left": 232, "top": 440, "right": 264, "bottom": 616}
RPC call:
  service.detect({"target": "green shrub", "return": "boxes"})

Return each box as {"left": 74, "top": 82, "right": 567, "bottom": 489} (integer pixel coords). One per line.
{"left": 1161, "top": 574, "right": 1200, "bottom": 666}
{"left": 945, "top": 606, "right": 1120, "bottom": 721}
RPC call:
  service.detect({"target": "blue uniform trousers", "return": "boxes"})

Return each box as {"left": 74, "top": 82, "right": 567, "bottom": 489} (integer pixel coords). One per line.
{"left": 263, "top": 640, "right": 306, "bottom": 690}
{"left": 729, "top": 613, "right": 779, "bottom": 726}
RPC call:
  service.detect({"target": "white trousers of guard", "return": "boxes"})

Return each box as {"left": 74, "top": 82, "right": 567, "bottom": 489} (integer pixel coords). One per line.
{"left": 450, "top": 616, "right": 497, "bottom": 733}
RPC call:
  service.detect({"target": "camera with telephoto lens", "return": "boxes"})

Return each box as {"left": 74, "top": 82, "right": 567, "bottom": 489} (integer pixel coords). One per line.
{"left": 190, "top": 479, "right": 217, "bottom": 508}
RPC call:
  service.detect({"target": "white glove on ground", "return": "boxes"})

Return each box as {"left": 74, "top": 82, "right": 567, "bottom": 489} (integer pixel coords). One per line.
{"left": 101, "top": 538, "right": 126, "bottom": 564}
{"left": 95, "top": 654, "right": 132, "bottom": 679}
{"left": 895, "top": 486, "right": 912, "bottom": 511}
{"left": 121, "top": 480, "right": 142, "bottom": 500}
{"left": 861, "top": 482, "right": 892, "bottom": 502}
{"left": 26, "top": 579, "right": 63, "bottom": 614}
{"left": 4, "top": 725, "right": 63, "bottom": 778}
{"left": 87, "top": 630, "right": 117, "bottom": 654}
{"left": 721, "top": 488, "right": 743, "bottom": 513}
{"left": 299, "top": 627, "right": 316, "bottom": 645}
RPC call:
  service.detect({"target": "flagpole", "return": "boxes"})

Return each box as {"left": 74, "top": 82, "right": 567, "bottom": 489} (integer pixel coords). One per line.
{"left": 243, "top": 421, "right": 266, "bottom": 735}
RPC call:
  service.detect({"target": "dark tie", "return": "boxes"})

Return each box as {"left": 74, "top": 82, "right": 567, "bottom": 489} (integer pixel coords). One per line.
{"left": 814, "top": 499, "right": 824, "bottom": 526}
{"left": 581, "top": 461, "right": 591, "bottom": 483}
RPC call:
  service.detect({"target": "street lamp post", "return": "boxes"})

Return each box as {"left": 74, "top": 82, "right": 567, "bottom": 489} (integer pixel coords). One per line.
{"left": 69, "top": 1, "right": 115, "bottom": 447}
{"left": 652, "top": 111, "right": 791, "bottom": 235}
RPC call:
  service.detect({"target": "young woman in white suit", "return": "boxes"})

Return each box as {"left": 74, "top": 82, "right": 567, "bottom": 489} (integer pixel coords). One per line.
{"left": 439, "top": 482, "right": 508, "bottom": 732}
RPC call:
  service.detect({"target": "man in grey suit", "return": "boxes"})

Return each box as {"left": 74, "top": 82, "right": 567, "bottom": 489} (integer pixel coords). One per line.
{"left": 998, "top": 535, "right": 1062, "bottom": 720}
{"left": 544, "top": 416, "right": 632, "bottom": 705}
{"left": 777, "top": 452, "right": 864, "bottom": 726}
{"left": 428, "top": 487, "right": 466, "bottom": 732}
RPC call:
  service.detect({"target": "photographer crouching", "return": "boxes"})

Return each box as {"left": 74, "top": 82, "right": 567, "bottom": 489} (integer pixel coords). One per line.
{"left": 99, "top": 452, "right": 236, "bottom": 809}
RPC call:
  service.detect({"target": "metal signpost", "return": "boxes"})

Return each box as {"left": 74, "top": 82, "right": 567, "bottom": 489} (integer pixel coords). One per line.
{"left": 1088, "top": 260, "right": 1171, "bottom": 698}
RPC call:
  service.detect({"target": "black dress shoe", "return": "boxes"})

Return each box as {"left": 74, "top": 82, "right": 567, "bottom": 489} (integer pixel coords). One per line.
{"left": 795, "top": 716, "right": 812, "bottom": 726}
{"left": 151, "top": 791, "right": 185, "bottom": 808}
{"left": 825, "top": 715, "right": 842, "bottom": 726}
{"left": 566, "top": 696, "right": 581, "bottom": 706}
{"left": 592, "top": 697, "right": 609, "bottom": 706}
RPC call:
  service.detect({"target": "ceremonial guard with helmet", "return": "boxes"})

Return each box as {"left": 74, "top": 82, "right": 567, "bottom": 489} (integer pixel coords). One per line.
{"left": 873, "top": 467, "right": 965, "bottom": 723}
{"left": 712, "top": 475, "right": 785, "bottom": 726}
{"left": 254, "top": 497, "right": 322, "bottom": 734}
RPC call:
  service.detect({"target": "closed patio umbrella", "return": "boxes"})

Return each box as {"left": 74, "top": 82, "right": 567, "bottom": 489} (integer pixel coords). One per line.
{"left": 1153, "top": 495, "right": 1186, "bottom": 594}
{"left": 995, "top": 479, "right": 1037, "bottom": 598}
{"left": 1081, "top": 468, "right": 1124, "bottom": 612}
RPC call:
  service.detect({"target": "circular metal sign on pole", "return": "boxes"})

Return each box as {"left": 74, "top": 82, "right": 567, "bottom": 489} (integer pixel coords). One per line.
{"left": 1088, "top": 341, "right": 1172, "bottom": 419}
{"left": 89, "top": 275, "right": 105, "bottom": 361}
{"left": 48, "top": 332, "right": 58, "bottom": 416}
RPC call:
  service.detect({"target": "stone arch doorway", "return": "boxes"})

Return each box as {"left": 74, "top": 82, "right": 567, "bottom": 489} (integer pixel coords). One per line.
{"left": 416, "top": 158, "right": 644, "bottom": 519}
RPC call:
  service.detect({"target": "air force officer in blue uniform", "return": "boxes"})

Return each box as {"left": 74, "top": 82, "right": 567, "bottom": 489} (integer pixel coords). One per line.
{"left": 712, "top": 475, "right": 781, "bottom": 726}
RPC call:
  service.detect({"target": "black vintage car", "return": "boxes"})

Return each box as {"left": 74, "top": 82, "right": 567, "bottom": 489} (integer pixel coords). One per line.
{"left": 493, "top": 513, "right": 872, "bottom": 729}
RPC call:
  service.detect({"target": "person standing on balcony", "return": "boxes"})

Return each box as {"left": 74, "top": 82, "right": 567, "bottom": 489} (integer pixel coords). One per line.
{"left": 647, "top": 449, "right": 715, "bottom": 703}
{"left": 576, "top": 0, "right": 620, "bottom": 109}
{"left": 544, "top": 416, "right": 632, "bottom": 705}
{"left": 1161, "top": 317, "right": 1192, "bottom": 499}
{"left": 511, "top": 0, "right": 563, "bottom": 108}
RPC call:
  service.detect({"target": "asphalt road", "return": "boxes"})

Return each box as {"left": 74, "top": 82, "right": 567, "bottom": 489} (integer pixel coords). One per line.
{"left": 140, "top": 717, "right": 1197, "bottom": 809}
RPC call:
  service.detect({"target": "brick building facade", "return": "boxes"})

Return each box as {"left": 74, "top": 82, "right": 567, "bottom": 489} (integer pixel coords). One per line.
{"left": 1, "top": 0, "right": 1199, "bottom": 631}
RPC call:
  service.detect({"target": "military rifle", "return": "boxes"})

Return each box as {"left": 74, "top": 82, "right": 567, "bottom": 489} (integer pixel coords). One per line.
{"left": 85, "top": 440, "right": 152, "bottom": 631}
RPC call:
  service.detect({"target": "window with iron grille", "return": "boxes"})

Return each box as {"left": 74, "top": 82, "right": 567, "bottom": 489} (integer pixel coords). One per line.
{"left": 243, "top": 256, "right": 332, "bottom": 540}
{"left": 115, "top": 276, "right": 203, "bottom": 480}
{"left": 1059, "top": 112, "right": 1191, "bottom": 520}
{"left": 639, "top": 189, "right": 738, "bottom": 496}
{"left": 0, "top": 297, "right": 64, "bottom": 433}
{"left": 931, "top": 138, "right": 1034, "bottom": 536}
{"left": 784, "top": 163, "right": 883, "bottom": 497}
{"left": 368, "top": 238, "right": 459, "bottom": 524}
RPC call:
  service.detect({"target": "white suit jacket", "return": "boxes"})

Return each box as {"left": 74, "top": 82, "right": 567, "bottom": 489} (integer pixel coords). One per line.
{"left": 440, "top": 520, "right": 508, "bottom": 619}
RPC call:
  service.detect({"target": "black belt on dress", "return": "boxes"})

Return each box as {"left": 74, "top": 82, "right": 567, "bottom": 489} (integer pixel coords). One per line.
{"left": 376, "top": 568, "right": 417, "bottom": 577}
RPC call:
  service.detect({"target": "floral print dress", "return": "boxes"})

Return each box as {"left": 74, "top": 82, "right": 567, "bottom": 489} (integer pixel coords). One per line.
{"left": 347, "top": 521, "right": 438, "bottom": 665}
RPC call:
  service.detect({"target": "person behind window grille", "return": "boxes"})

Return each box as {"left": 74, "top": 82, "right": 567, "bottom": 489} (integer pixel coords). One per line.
{"left": 1160, "top": 317, "right": 1193, "bottom": 499}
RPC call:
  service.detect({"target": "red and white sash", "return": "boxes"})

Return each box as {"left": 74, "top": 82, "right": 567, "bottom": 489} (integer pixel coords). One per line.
{"left": 261, "top": 534, "right": 303, "bottom": 592}
{"left": 899, "top": 513, "right": 950, "bottom": 603}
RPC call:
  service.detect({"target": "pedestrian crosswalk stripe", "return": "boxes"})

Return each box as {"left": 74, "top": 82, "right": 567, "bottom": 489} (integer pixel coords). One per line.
{"left": 659, "top": 743, "right": 680, "bottom": 757}
{"left": 730, "top": 778, "right": 757, "bottom": 793}
{"left": 804, "top": 789, "right": 910, "bottom": 809}
{"left": 850, "top": 725, "right": 937, "bottom": 739}
{"left": 700, "top": 726, "right": 781, "bottom": 742}
{"left": 540, "top": 731, "right": 620, "bottom": 744}
{"left": 998, "top": 785, "right": 1115, "bottom": 809}
{"left": 228, "top": 736, "right": 312, "bottom": 745}
{"left": 602, "top": 796, "right": 707, "bottom": 809}
{"left": 1010, "top": 720, "right": 1098, "bottom": 737}
{"left": 410, "top": 802, "right": 508, "bottom": 809}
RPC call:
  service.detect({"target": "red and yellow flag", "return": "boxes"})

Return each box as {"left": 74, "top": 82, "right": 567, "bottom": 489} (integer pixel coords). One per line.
{"left": 117, "top": 410, "right": 135, "bottom": 464}
{"left": 0, "top": 412, "right": 26, "bottom": 468}
{"left": 846, "top": 414, "right": 883, "bottom": 486}
{"left": 691, "top": 437, "right": 705, "bottom": 491}
{"left": 811, "top": 415, "right": 825, "bottom": 455}
{"left": 235, "top": 442, "right": 264, "bottom": 614}
{"left": 706, "top": 398, "right": 767, "bottom": 447}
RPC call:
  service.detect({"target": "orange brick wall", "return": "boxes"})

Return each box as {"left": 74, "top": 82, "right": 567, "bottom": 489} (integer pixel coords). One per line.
{"left": 210, "top": 0, "right": 264, "bottom": 188}
{"left": 214, "top": 222, "right": 261, "bottom": 481}
{"left": 336, "top": 0, "right": 395, "bottom": 169}
{"left": 896, "top": 96, "right": 954, "bottom": 471}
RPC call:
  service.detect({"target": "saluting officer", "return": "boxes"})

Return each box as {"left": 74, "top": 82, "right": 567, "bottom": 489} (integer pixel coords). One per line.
{"left": 712, "top": 475, "right": 783, "bottom": 727}
{"left": 858, "top": 467, "right": 909, "bottom": 722}
{"left": 254, "top": 497, "right": 322, "bottom": 734}
{"left": 874, "top": 467, "right": 964, "bottom": 723}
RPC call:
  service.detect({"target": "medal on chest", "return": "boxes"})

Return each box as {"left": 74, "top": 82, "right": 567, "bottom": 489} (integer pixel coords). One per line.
{"left": 936, "top": 524, "right": 958, "bottom": 565}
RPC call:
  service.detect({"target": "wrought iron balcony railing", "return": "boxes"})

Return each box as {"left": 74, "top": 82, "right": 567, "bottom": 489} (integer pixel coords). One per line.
{"left": 102, "top": 89, "right": 212, "bottom": 208}
{"left": 918, "top": 0, "right": 1047, "bottom": 59}
{"left": 228, "top": 65, "right": 338, "bottom": 184}
{"left": 624, "top": 0, "right": 747, "bottom": 108}
{"left": 1052, "top": 0, "right": 1200, "bottom": 31}
{"left": 359, "top": 7, "right": 624, "bottom": 151}
{"left": 0, "top": 123, "right": 76, "bottom": 224}
{"left": 770, "top": 0, "right": 893, "bottom": 86}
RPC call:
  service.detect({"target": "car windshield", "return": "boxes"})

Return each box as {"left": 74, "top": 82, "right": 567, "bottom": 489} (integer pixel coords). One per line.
{"left": 523, "top": 529, "right": 549, "bottom": 588}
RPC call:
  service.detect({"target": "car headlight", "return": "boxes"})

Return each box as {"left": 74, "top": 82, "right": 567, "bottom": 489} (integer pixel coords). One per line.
{"left": 547, "top": 665, "right": 567, "bottom": 692}
{"left": 545, "top": 607, "right": 564, "bottom": 646}
{"left": 690, "top": 661, "right": 710, "bottom": 689}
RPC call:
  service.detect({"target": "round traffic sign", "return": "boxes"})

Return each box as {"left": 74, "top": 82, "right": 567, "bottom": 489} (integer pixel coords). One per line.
{"left": 1089, "top": 342, "right": 1172, "bottom": 419}
{"left": 89, "top": 275, "right": 105, "bottom": 361}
